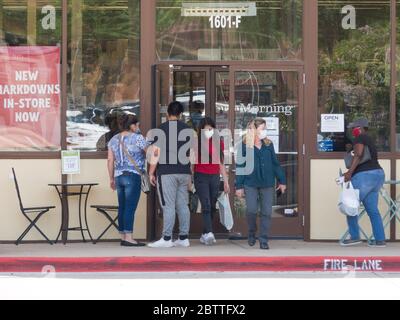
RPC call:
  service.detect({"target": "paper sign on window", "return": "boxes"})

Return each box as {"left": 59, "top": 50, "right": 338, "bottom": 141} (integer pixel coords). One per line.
{"left": 321, "top": 114, "right": 345, "bottom": 133}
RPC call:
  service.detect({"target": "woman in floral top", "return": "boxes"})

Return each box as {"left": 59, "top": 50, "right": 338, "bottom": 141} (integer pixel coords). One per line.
{"left": 108, "top": 114, "right": 148, "bottom": 247}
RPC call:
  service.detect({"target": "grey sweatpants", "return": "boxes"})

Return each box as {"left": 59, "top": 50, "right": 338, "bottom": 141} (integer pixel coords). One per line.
{"left": 157, "top": 174, "right": 191, "bottom": 238}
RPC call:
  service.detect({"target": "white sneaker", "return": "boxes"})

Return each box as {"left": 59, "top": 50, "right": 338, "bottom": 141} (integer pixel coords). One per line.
{"left": 173, "top": 239, "right": 191, "bottom": 248}
{"left": 200, "top": 233, "right": 216, "bottom": 246}
{"left": 200, "top": 234, "right": 207, "bottom": 245}
{"left": 148, "top": 238, "right": 174, "bottom": 248}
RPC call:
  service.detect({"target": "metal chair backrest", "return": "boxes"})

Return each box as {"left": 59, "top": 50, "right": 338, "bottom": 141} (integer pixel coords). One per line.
{"left": 12, "top": 168, "right": 25, "bottom": 211}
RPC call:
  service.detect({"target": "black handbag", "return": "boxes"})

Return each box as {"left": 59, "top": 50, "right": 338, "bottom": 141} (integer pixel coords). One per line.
{"left": 344, "top": 146, "right": 372, "bottom": 169}
{"left": 189, "top": 191, "right": 199, "bottom": 214}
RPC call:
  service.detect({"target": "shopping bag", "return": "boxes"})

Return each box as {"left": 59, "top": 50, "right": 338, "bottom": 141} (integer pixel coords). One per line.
{"left": 217, "top": 192, "right": 234, "bottom": 231}
{"left": 338, "top": 182, "right": 360, "bottom": 217}
{"left": 189, "top": 191, "right": 201, "bottom": 214}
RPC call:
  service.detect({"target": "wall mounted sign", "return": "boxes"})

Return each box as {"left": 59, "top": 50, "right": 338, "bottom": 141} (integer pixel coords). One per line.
{"left": 62, "top": 150, "right": 81, "bottom": 175}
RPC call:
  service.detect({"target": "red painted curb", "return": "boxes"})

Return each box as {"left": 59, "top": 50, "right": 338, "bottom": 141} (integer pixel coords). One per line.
{"left": 0, "top": 256, "right": 399, "bottom": 273}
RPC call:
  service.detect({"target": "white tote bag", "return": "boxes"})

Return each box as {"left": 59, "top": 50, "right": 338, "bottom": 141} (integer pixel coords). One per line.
{"left": 217, "top": 193, "right": 234, "bottom": 231}
{"left": 338, "top": 182, "right": 361, "bottom": 217}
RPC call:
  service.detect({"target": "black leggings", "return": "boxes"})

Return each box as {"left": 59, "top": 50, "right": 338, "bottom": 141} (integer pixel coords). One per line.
{"left": 194, "top": 172, "right": 220, "bottom": 234}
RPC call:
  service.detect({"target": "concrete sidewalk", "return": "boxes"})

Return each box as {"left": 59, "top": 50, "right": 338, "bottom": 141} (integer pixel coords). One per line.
{"left": 0, "top": 240, "right": 399, "bottom": 258}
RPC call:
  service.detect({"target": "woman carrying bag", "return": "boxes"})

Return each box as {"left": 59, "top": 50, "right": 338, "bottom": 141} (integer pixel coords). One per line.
{"left": 108, "top": 114, "right": 148, "bottom": 247}
{"left": 194, "top": 117, "right": 230, "bottom": 246}
{"left": 235, "top": 118, "right": 287, "bottom": 250}
{"left": 342, "top": 118, "right": 386, "bottom": 248}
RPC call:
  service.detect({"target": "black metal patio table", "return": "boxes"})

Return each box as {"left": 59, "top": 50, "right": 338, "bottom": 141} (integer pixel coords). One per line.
{"left": 49, "top": 183, "right": 98, "bottom": 245}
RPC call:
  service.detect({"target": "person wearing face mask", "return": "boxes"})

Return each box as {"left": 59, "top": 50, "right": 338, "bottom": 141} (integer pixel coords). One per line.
{"left": 342, "top": 118, "right": 386, "bottom": 248}
{"left": 190, "top": 101, "right": 205, "bottom": 130}
{"left": 194, "top": 117, "right": 230, "bottom": 246}
{"left": 235, "top": 118, "right": 287, "bottom": 250}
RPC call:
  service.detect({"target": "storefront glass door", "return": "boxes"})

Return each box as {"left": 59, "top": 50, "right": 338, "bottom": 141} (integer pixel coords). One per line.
{"left": 154, "top": 65, "right": 304, "bottom": 239}
{"left": 232, "top": 69, "right": 304, "bottom": 238}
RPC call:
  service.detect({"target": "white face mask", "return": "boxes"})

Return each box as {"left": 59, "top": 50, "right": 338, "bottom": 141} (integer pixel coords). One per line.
{"left": 258, "top": 130, "right": 268, "bottom": 140}
{"left": 204, "top": 129, "right": 214, "bottom": 140}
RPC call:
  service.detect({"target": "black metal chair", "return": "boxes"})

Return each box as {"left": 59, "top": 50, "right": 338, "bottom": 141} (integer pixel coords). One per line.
{"left": 12, "top": 168, "right": 55, "bottom": 245}
{"left": 91, "top": 205, "right": 119, "bottom": 244}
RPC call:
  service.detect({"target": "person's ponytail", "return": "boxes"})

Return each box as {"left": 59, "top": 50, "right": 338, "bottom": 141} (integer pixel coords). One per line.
{"left": 117, "top": 113, "right": 139, "bottom": 132}
{"left": 117, "top": 113, "right": 128, "bottom": 131}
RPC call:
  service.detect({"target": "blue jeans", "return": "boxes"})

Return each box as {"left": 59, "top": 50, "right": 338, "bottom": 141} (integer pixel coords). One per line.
{"left": 116, "top": 172, "right": 141, "bottom": 234}
{"left": 347, "top": 169, "right": 385, "bottom": 242}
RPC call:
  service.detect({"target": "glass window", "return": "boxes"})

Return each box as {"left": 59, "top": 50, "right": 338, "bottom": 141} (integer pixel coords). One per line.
{"left": 0, "top": 1, "right": 62, "bottom": 151}
{"left": 67, "top": 0, "right": 140, "bottom": 151}
{"left": 174, "top": 71, "right": 206, "bottom": 130}
{"left": 215, "top": 71, "right": 230, "bottom": 133}
{"left": 318, "top": 0, "right": 391, "bottom": 153}
{"left": 156, "top": 0, "right": 303, "bottom": 61}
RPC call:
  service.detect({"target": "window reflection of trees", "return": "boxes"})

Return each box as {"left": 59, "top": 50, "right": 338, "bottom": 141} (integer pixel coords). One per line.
{"left": 156, "top": 0, "right": 303, "bottom": 61}
{"left": 318, "top": 1, "right": 390, "bottom": 152}
{"left": 67, "top": 0, "right": 140, "bottom": 151}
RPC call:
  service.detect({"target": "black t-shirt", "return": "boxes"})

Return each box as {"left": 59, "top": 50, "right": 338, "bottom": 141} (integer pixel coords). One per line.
{"left": 154, "top": 120, "right": 193, "bottom": 176}
{"left": 353, "top": 134, "right": 382, "bottom": 175}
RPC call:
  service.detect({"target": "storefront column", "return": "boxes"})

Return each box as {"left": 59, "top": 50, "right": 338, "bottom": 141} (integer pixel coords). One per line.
{"left": 303, "top": 0, "right": 318, "bottom": 241}
{"left": 141, "top": 0, "right": 156, "bottom": 240}
{"left": 140, "top": 0, "right": 156, "bottom": 134}
{"left": 71, "top": 0, "right": 83, "bottom": 107}
{"left": 390, "top": 0, "right": 397, "bottom": 240}
{"left": 0, "top": 0, "right": 4, "bottom": 44}
{"left": 27, "top": 0, "right": 37, "bottom": 45}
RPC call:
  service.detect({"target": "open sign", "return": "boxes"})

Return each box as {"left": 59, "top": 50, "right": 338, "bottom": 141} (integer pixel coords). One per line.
{"left": 321, "top": 114, "right": 345, "bottom": 133}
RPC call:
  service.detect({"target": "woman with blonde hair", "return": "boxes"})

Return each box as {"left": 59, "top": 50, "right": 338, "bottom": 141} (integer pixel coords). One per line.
{"left": 235, "top": 118, "right": 287, "bottom": 250}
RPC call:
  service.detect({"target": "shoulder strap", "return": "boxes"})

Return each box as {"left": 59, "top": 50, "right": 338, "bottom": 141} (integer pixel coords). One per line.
{"left": 119, "top": 136, "right": 144, "bottom": 176}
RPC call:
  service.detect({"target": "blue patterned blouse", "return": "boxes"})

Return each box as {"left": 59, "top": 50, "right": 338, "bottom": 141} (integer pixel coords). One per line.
{"left": 108, "top": 133, "right": 148, "bottom": 177}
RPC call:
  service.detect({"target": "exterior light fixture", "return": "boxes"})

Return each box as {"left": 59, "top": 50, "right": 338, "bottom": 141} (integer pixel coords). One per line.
{"left": 181, "top": 2, "right": 257, "bottom": 17}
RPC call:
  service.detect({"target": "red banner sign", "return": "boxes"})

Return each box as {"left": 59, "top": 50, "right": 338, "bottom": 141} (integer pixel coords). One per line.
{"left": 0, "top": 46, "right": 61, "bottom": 150}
